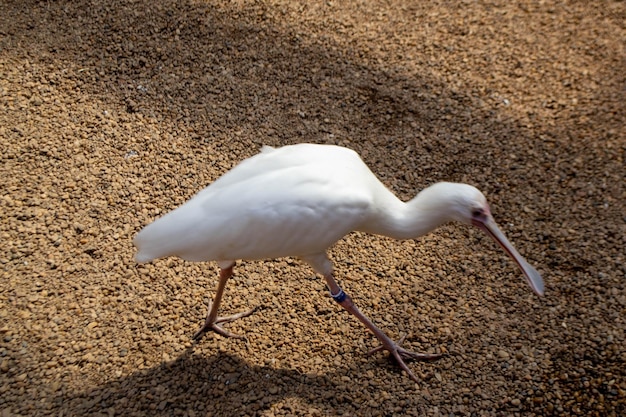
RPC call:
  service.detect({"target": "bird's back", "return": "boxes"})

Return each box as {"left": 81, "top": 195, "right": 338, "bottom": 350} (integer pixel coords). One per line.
{"left": 134, "top": 144, "right": 384, "bottom": 264}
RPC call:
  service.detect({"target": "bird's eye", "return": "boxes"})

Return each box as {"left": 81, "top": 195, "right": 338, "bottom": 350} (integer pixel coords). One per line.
{"left": 472, "top": 209, "right": 483, "bottom": 217}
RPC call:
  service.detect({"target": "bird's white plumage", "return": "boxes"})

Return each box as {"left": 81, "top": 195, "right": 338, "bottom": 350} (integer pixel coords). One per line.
{"left": 135, "top": 144, "right": 382, "bottom": 266}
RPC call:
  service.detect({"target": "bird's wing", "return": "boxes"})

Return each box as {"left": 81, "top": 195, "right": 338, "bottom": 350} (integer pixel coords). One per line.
{"left": 134, "top": 144, "right": 376, "bottom": 263}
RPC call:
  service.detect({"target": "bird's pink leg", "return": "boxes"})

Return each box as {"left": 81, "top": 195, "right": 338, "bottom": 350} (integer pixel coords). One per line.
{"left": 192, "top": 265, "right": 256, "bottom": 341}
{"left": 324, "top": 273, "right": 442, "bottom": 382}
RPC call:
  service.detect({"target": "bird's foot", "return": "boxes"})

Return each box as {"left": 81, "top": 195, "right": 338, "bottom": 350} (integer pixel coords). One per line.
{"left": 368, "top": 335, "right": 443, "bottom": 382}
{"left": 192, "top": 306, "right": 257, "bottom": 341}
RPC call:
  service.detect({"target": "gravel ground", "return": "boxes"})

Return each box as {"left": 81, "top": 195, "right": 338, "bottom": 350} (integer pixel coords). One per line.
{"left": 1, "top": 0, "right": 624, "bottom": 416}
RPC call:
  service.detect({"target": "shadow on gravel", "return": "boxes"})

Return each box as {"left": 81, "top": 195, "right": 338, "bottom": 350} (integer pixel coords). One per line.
{"left": 51, "top": 349, "right": 347, "bottom": 416}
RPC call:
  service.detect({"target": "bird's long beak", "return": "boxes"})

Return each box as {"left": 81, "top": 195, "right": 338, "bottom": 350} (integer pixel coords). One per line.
{"left": 472, "top": 215, "right": 545, "bottom": 296}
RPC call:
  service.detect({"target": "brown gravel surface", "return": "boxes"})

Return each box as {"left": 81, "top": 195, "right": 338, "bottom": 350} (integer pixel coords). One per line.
{"left": 1, "top": 0, "right": 625, "bottom": 416}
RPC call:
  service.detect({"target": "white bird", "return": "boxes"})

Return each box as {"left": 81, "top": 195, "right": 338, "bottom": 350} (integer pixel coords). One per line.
{"left": 134, "top": 143, "right": 544, "bottom": 382}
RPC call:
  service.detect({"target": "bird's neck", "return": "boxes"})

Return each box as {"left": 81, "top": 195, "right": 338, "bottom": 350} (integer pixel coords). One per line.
{"left": 360, "top": 185, "right": 457, "bottom": 240}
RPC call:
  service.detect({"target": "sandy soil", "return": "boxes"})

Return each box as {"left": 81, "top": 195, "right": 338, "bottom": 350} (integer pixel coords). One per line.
{"left": 1, "top": 0, "right": 624, "bottom": 415}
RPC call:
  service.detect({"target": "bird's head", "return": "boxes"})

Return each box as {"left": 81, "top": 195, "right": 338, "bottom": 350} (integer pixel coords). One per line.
{"left": 436, "top": 183, "right": 490, "bottom": 225}
{"left": 424, "top": 182, "right": 544, "bottom": 296}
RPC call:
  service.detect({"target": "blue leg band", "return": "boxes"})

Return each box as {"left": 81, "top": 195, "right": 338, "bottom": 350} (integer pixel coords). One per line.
{"left": 330, "top": 288, "right": 347, "bottom": 303}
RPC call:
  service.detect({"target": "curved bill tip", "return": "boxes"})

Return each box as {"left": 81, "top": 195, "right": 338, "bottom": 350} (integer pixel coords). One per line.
{"left": 475, "top": 216, "right": 545, "bottom": 296}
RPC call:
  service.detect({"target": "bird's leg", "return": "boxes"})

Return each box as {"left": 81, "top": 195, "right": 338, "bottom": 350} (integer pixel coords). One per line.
{"left": 324, "top": 273, "right": 442, "bottom": 382}
{"left": 192, "top": 265, "right": 256, "bottom": 341}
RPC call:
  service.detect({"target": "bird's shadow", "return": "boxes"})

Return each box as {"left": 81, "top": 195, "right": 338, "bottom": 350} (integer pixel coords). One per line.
{"left": 50, "top": 347, "right": 359, "bottom": 416}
